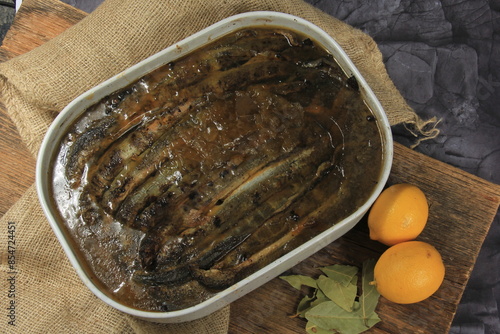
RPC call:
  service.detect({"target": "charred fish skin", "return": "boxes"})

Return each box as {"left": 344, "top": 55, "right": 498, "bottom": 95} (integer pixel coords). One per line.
{"left": 67, "top": 37, "right": 264, "bottom": 191}
{"left": 191, "top": 152, "right": 348, "bottom": 290}
{"left": 205, "top": 151, "right": 346, "bottom": 274}
{"left": 65, "top": 81, "right": 159, "bottom": 187}
{"left": 191, "top": 200, "right": 335, "bottom": 289}
{"left": 64, "top": 116, "right": 117, "bottom": 184}
{"left": 115, "top": 84, "right": 307, "bottom": 232}
{"left": 52, "top": 27, "right": 383, "bottom": 312}
{"left": 64, "top": 28, "right": 329, "bottom": 189}
{"left": 149, "top": 28, "right": 295, "bottom": 91}
{"left": 133, "top": 88, "right": 311, "bottom": 270}
{"left": 132, "top": 120, "right": 337, "bottom": 286}
{"left": 98, "top": 57, "right": 298, "bottom": 216}
{"left": 78, "top": 30, "right": 326, "bottom": 224}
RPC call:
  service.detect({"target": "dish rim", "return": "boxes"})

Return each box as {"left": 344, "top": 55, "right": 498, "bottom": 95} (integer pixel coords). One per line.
{"left": 36, "top": 10, "right": 393, "bottom": 323}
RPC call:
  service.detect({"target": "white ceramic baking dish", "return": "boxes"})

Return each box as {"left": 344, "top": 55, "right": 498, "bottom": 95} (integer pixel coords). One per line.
{"left": 36, "top": 11, "right": 393, "bottom": 323}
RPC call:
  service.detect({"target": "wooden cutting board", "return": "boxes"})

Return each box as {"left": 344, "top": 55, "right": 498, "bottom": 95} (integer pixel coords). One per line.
{"left": 1, "top": 0, "right": 499, "bottom": 333}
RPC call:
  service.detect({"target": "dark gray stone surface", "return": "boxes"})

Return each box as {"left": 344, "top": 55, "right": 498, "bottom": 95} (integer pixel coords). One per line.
{"left": 1, "top": 0, "right": 499, "bottom": 332}
{"left": 0, "top": 1, "right": 14, "bottom": 45}
{"left": 59, "top": 0, "right": 99, "bottom": 13}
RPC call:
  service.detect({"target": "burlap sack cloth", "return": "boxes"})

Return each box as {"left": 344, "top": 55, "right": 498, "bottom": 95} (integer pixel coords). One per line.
{"left": 0, "top": 0, "right": 438, "bottom": 332}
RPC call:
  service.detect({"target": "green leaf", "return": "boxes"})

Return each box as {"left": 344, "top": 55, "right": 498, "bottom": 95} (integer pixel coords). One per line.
{"left": 296, "top": 295, "right": 316, "bottom": 318}
{"left": 305, "top": 320, "right": 335, "bottom": 334}
{"left": 280, "top": 275, "right": 318, "bottom": 290}
{"left": 320, "top": 264, "right": 358, "bottom": 286}
{"left": 362, "top": 311, "right": 381, "bottom": 328}
{"left": 296, "top": 289, "right": 331, "bottom": 318}
{"left": 285, "top": 261, "right": 382, "bottom": 333}
{"left": 317, "top": 275, "right": 357, "bottom": 312}
{"left": 349, "top": 275, "right": 358, "bottom": 287}
{"left": 357, "top": 259, "right": 381, "bottom": 326}
{"left": 305, "top": 301, "right": 370, "bottom": 334}
{"left": 313, "top": 288, "right": 329, "bottom": 305}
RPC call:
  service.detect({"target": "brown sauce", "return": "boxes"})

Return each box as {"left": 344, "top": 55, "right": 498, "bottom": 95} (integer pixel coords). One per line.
{"left": 51, "top": 27, "right": 383, "bottom": 312}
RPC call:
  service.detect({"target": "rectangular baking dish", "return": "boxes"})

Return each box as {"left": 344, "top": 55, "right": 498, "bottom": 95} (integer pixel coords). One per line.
{"left": 36, "top": 11, "right": 393, "bottom": 323}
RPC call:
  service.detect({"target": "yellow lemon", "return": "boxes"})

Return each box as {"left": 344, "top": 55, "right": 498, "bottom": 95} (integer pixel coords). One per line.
{"left": 368, "top": 183, "right": 428, "bottom": 246}
{"left": 372, "top": 241, "right": 445, "bottom": 304}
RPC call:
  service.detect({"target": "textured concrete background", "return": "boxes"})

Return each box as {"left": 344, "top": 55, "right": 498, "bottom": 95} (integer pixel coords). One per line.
{"left": 0, "top": 1, "right": 14, "bottom": 43}
{"left": 1, "top": 1, "right": 500, "bottom": 332}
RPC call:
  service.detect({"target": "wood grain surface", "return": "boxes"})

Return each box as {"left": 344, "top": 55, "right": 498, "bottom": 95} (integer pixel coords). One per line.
{"left": 0, "top": 0, "right": 499, "bottom": 333}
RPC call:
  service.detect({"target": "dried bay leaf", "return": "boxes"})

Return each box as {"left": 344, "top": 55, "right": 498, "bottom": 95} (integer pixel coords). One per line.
{"left": 308, "top": 290, "right": 330, "bottom": 311}
{"left": 313, "top": 288, "right": 328, "bottom": 304}
{"left": 280, "top": 274, "right": 318, "bottom": 290}
{"left": 305, "top": 320, "right": 335, "bottom": 334}
{"left": 295, "top": 295, "right": 316, "bottom": 318}
{"left": 359, "top": 310, "right": 381, "bottom": 329}
{"left": 305, "top": 301, "right": 371, "bottom": 334}
{"left": 358, "top": 259, "right": 381, "bottom": 327}
{"left": 320, "top": 264, "right": 358, "bottom": 286}
{"left": 295, "top": 285, "right": 331, "bottom": 318}
{"left": 281, "top": 260, "right": 381, "bottom": 333}
{"left": 317, "top": 275, "right": 357, "bottom": 312}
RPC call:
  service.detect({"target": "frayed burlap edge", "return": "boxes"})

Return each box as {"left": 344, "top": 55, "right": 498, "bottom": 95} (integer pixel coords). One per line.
{"left": 404, "top": 114, "right": 441, "bottom": 148}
